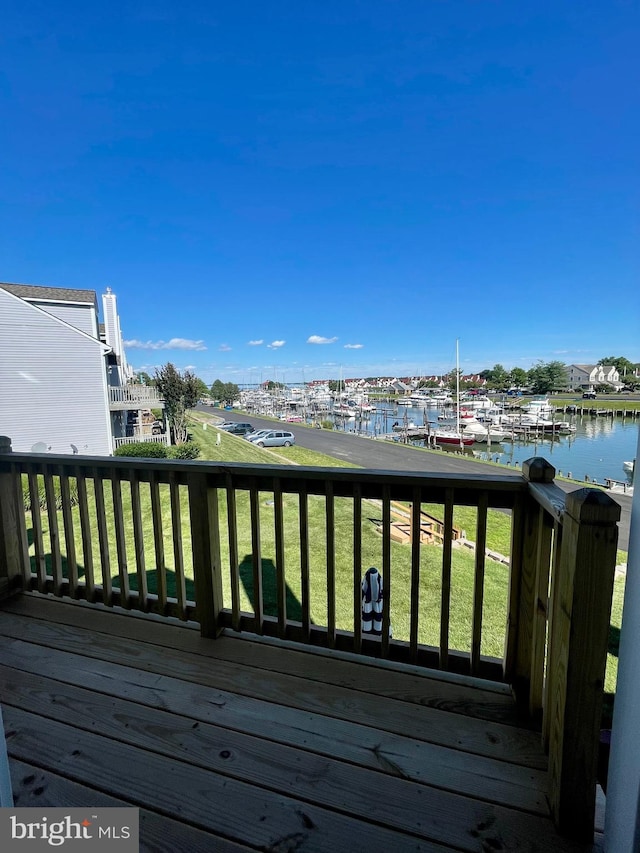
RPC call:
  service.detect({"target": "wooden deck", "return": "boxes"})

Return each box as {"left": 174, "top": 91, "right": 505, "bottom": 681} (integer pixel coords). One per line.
{"left": 0, "top": 594, "right": 603, "bottom": 852}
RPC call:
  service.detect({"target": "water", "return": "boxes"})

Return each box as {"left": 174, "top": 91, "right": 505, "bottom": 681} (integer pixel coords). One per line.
{"left": 332, "top": 404, "right": 638, "bottom": 485}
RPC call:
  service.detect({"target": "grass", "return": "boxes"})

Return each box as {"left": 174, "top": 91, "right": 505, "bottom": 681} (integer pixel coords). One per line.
{"left": 535, "top": 397, "right": 640, "bottom": 413}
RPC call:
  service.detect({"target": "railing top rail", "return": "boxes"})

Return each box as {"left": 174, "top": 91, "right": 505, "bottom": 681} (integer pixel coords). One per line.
{"left": 522, "top": 456, "right": 621, "bottom": 528}
{"left": 0, "top": 448, "right": 527, "bottom": 505}
{"left": 526, "top": 480, "right": 567, "bottom": 523}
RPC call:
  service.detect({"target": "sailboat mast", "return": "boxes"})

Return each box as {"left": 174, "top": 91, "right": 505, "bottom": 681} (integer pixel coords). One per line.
{"left": 456, "top": 339, "right": 460, "bottom": 434}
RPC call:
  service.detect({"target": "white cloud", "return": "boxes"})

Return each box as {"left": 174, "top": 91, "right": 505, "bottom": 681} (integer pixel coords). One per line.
{"left": 344, "top": 343, "right": 364, "bottom": 349}
{"left": 218, "top": 344, "right": 232, "bottom": 352}
{"left": 267, "top": 340, "right": 286, "bottom": 349}
{"left": 307, "top": 335, "right": 338, "bottom": 345}
{"left": 124, "top": 338, "right": 207, "bottom": 351}
{"left": 248, "top": 339, "right": 264, "bottom": 346}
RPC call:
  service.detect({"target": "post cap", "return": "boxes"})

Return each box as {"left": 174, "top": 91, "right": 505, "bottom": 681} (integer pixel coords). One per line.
{"left": 522, "top": 457, "right": 556, "bottom": 483}
{"left": 565, "top": 487, "right": 622, "bottom": 524}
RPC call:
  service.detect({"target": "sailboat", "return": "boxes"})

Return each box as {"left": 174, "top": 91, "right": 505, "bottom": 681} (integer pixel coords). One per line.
{"left": 432, "top": 340, "right": 475, "bottom": 448}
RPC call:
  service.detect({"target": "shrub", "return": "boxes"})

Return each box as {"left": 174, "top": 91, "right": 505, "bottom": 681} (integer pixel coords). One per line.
{"left": 168, "top": 442, "right": 201, "bottom": 460}
{"left": 320, "top": 419, "right": 334, "bottom": 430}
{"left": 114, "top": 442, "right": 168, "bottom": 458}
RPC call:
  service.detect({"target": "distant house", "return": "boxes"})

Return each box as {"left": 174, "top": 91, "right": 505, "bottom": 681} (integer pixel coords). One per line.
{"left": 0, "top": 282, "right": 165, "bottom": 455}
{"left": 565, "top": 364, "right": 621, "bottom": 391}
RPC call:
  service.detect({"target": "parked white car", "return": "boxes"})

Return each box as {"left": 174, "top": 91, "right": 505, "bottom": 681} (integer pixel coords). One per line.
{"left": 249, "top": 430, "right": 295, "bottom": 448}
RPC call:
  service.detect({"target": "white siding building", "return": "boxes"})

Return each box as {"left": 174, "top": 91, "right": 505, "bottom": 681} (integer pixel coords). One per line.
{"left": 565, "top": 364, "right": 621, "bottom": 391}
{"left": 0, "top": 282, "right": 165, "bottom": 455}
{"left": 0, "top": 284, "right": 113, "bottom": 454}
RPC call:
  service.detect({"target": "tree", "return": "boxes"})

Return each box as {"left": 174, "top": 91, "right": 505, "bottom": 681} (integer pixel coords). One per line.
{"left": 192, "top": 377, "right": 209, "bottom": 400}
{"left": 598, "top": 356, "right": 636, "bottom": 377}
{"left": 223, "top": 382, "right": 240, "bottom": 403}
{"left": 210, "top": 379, "right": 240, "bottom": 403}
{"left": 154, "top": 363, "right": 199, "bottom": 444}
{"left": 482, "top": 364, "right": 509, "bottom": 390}
{"left": 527, "top": 360, "right": 567, "bottom": 394}
{"left": 509, "top": 367, "right": 528, "bottom": 388}
{"left": 134, "top": 371, "right": 154, "bottom": 386}
{"left": 210, "top": 379, "right": 225, "bottom": 401}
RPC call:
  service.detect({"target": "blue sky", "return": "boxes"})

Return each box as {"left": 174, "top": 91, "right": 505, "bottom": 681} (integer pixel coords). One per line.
{"left": 1, "top": 1, "right": 638, "bottom": 384}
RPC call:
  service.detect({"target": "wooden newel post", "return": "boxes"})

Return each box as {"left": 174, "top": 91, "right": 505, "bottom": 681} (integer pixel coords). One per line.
{"left": 187, "top": 472, "right": 224, "bottom": 638}
{"left": 508, "top": 457, "right": 556, "bottom": 717}
{"left": 547, "top": 487, "right": 620, "bottom": 841}
{"left": 0, "top": 437, "right": 24, "bottom": 600}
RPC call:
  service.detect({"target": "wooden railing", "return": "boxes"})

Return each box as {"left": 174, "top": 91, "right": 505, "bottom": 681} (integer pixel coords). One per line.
{"left": 0, "top": 437, "right": 620, "bottom": 841}
{"left": 108, "top": 385, "right": 164, "bottom": 407}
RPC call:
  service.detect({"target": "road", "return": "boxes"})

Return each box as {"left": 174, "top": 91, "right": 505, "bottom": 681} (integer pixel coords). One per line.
{"left": 198, "top": 407, "right": 633, "bottom": 551}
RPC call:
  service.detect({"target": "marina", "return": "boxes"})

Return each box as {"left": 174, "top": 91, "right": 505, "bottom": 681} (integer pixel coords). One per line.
{"left": 239, "top": 390, "right": 638, "bottom": 488}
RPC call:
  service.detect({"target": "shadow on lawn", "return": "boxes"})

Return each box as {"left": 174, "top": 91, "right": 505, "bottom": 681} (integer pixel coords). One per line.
{"left": 238, "top": 554, "right": 305, "bottom": 623}
{"left": 26, "top": 530, "right": 305, "bottom": 622}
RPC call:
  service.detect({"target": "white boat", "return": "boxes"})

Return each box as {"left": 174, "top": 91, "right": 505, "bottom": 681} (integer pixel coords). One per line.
{"left": 461, "top": 421, "right": 509, "bottom": 443}
{"left": 521, "top": 396, "right": 555, "bottom": 418}
{"left": 458, "top": 395, "right": 493, "bottom": 410}
{"left": 334, "top": 403, "right": 357, "bottom": 417}
{"left": 623, "top": 460, "right": 635, "bottom": 480}
{"left": 396, "top": 398, "right": 413, "bottom": 406}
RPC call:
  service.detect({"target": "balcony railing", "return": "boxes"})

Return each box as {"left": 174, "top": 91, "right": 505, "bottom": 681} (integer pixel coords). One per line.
{"left": 0, "top": 436, "right": 620, "bottom": 842}
{"left": 108, "top": 385, "right": 164, "bottom": 408}
{"left": 113, "top": 434, "right": 169, "bottom": 449}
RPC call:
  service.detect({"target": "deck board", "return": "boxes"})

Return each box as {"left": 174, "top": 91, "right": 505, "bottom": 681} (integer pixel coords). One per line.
{"left": 10, "top": 758, "right": 254, "bottom": 853}
{"left": 0, "top": 601, "right": 544, "bottom": 767}
{"left": 0, "top": 594, "right": 598, "bottom": 852}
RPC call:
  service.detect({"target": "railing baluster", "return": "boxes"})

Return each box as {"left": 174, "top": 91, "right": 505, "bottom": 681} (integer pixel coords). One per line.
{"left": 150, "top": 472, "right": 167, "bottom": 615}
{"left": 299, "top": 489, "right": 311, "bottom": 643}
{"left": 529, "top": 505, "right": 552, "bottom": 718}
{"left": 325, "top": 481, "right": 336, "bottom": 648}
{"left": 111, "top": 472, "right": 131, "bottom": 609}
{"left": 273, "top": 478, "right": 286, "bottom": 638}
{"left": 249, "top": 481, "right": 263, "bottom": 634}
{"left": 225, "top": 474, "right": 240, "bottom": 631}
{"left": 129, "top": 472, "right": 148, "bottom": 609}
{"left": 13, "top": 464, "right": 31, "bottom": 587}
{"left": 352, "top": 484, "right": 362, "bottom": 654}
{"left": 409, "top": 485, "right": 421, "bottom": 663}
{"left": 439, "top": 487, "right": 454, "bottom": 670}
{"left": 381, "top": 485, "right": 391, "bottom": 658}
{"left": 59, "top": 468, "right": 79, "bottom": 598}
{"left": 76, "top": 474, "right": 95, "bottom": 602}
{"left": 93, "top": 468, "right": 112, "bottom": 605}
{"left": 44, "top": 466, "right": 63, "bottom": 596}
{"left": 504, "top": 492, "right": 524, "bottom": 681}
{"left": 170, "top": 474, "right": 187, "bottom": 620}
{"left": 470, "top": 492, "right": 488, "bottom": 676}
{"left": 28, "top": 472, "right": 46, "bottom": 591}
